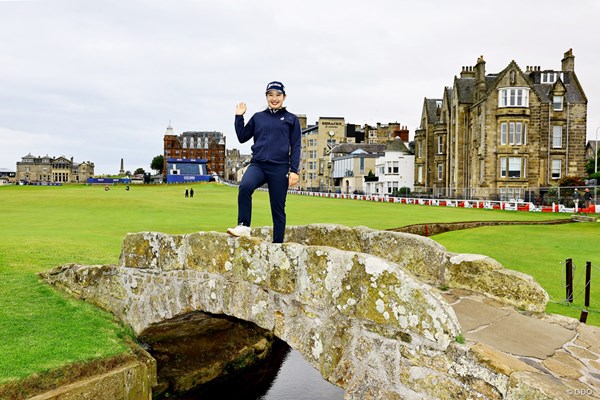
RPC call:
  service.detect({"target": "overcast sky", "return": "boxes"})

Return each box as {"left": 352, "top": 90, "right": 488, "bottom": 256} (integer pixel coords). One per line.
{"left": 2, "top": 0, "right": 600, "bottom": 175}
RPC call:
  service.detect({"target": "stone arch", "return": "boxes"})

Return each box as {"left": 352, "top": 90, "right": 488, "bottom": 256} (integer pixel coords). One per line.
{"left": 40, "top": 224, "right": 549, "bottom": 399}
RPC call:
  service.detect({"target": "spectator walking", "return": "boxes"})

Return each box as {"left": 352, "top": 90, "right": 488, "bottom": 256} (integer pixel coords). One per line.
{"left": 584, "top": 188, "right": 592, "bottom": 209}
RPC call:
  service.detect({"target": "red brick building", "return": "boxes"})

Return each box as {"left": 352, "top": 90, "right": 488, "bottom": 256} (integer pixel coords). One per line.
{"left": 163, "top": 123, "right": 226, "bottom": 178}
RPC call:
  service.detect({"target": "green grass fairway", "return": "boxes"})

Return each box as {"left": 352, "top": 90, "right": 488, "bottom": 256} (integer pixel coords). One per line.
{"left": 434, "top": 223, "right": 600, "bottom": 326}
{"left": 0, "top": 182, "right": 594, "bottom": 386}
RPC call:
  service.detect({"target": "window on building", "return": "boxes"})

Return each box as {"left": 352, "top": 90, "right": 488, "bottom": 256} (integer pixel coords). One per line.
{"left": 417, "top": 165, "right": 423, "bottom": 183}
{"left": 552, "top": 159, "right": 562, "bottom": 179}
{"left": 553, "top": 95, "right": 564, "bottom": 111}
{"left": 552, "top": 126, "right": 563, "bottom": 148}
{"left": 501, "top": 124, "right": 507, "bottom": 145}
{"left": 359, "top": 158, "right": 365, "bottom": 174}
{"left": 500, "top": 122, "right": 526, "bottom": 145}
{"left": 508, "top": 157, "right": 522, "bottom": 178}
{"left": 510, "top": 187, "right": 522, "bottom": 201}
{"left": 500, "top": 157, "right": 524, "bottom": 178}
{"left": 498, "top": 88, "right": 529, "bottom": 107}
{"left": 418, "top": 141, "right": 423, "bottom": 158}
{"left": 499, "top": 187, "right": 523, "bottom": 201}
{"left": 437, "top": 136, "right": 443, "bottom": 154}
{"left": 541, "top": 72, "right": 562, "bottom": 84}
{"left": 499, "top": 187, "right": 507, "bottom": 201}
{"left": 437, "top": 164, "right": 443, "bottom": 181}
{"left": 515, "top": 122, "right": 524, "bottom": 145}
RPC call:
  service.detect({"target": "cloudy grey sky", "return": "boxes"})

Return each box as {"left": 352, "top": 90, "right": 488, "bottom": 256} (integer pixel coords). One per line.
{"left": 1, "top": 0, "right": 599, "bottom": 174}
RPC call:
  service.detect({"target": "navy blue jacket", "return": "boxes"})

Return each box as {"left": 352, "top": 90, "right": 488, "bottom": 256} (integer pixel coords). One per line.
{"left": 235, "top": 108, "right": 302, "bottom": 174}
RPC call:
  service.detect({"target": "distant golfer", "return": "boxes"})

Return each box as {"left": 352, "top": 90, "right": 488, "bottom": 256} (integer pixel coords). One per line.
{"left": 227, "top": 81, "right": 301, "bottom": 243}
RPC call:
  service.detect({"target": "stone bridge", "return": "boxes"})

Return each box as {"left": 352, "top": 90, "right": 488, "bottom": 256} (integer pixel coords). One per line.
{"left": 41, "top": 224, "right": 554, "bottom": 399}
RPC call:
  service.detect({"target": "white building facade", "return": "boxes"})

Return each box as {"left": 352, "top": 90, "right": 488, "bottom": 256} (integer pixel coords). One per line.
{"left": 365, "top": 138, "right": 415, "bottom": 196}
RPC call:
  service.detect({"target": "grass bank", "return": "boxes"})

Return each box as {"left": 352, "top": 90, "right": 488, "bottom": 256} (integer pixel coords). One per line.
{"left": 434, "top": 223, "right": 600, "bottom": 326}
{"left": 0, "top": 182, "right": 594, "bottom": 388}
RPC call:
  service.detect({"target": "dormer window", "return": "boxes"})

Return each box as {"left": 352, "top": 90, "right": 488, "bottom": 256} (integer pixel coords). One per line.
{"left": 498, "top": 88, "right": 529, "bottom": 107}
{"left": 541, "top": 72, "right": 563, "bottom": 84}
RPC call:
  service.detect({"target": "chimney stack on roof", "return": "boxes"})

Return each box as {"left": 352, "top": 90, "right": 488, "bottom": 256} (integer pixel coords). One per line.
{"left": 561, "top": 48, "right": 575, "bottom": 72}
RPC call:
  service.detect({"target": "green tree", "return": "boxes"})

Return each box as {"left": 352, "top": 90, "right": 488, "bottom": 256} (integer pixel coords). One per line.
{"left": 585, "top": 145, "right": 600, "bottom": 175}
{"left": 151, "top": 155, "right": 164, "bottom": 174}
{"left": 134, "top": 167, "right": 145, "bottom": 175}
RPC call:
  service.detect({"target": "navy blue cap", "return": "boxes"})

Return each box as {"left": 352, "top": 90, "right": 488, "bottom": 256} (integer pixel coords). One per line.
{"left": 265, "top": 81, "right": 285, "bottom": 95}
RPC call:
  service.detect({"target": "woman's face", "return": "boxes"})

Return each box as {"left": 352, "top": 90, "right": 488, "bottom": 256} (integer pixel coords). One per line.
{"left": 266, "top": 90, "right": 286, "bottom": 110}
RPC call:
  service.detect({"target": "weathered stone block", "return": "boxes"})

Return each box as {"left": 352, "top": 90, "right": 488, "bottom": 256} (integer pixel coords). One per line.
{"left": 446, "top": 253, "right": 549, "bottom": 312}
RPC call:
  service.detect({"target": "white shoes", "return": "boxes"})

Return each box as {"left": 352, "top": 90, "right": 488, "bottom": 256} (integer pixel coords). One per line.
{"left": 226, "top": 225, "right": 251, "bottom": 237}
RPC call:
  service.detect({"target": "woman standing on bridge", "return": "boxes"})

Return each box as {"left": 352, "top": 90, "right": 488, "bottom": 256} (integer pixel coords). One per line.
{"left": 227, "top": 81, "right": 302, "bottom": 243}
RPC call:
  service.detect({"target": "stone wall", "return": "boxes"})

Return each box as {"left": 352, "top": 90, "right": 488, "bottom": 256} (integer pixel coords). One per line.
{"left": 253, "top": 224, "right": 548, "bottom": 312}
{"left": 40, "top": 225, "right": 552, "bottom": 399}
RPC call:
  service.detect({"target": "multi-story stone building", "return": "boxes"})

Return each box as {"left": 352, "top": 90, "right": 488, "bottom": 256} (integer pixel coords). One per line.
{"left": 162, "top": 123, "right": 226, "bottom": 179}
{"left": 225, "top": 148, "right": 251, "bottom": 182}
{"left": 364, "top": 123, "right": 409, "bottom": 144}
{"left": 15, "top": 154, "right": 94, "bottom": 184}
{"left": 414, "top": 49, "right": 587, "bottom": 201}
{"left": 299, "top": 117, "right": 408, "bottom": 192}
{"left": 299, "top": 117, "right": 347, "bottom": 191}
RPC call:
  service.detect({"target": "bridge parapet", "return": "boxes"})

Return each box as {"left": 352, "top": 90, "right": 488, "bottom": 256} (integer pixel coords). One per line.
{"left": 253, "top": 224, "right": 548, "bottom": 312}
{"left": 39, "top": 225, "right": 551, "bottom": 399}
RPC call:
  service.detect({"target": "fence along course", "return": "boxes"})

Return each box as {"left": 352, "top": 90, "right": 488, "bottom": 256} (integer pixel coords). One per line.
{"left": 291, "top": 190, "right": 599, "bottom": 214}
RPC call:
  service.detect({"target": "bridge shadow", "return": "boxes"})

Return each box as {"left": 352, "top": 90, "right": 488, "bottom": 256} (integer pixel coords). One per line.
{"left": 138, "top": 311, "right": 289, "bottom": 399}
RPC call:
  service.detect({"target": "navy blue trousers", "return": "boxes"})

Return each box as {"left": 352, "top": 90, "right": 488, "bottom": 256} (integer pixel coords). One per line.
{"left": 238, "top": 162, "right": 289, "bottom": 243}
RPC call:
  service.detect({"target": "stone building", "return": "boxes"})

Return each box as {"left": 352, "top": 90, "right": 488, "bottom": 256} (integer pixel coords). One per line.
{"left": 299, "top": 117, "right": 347, "bottom": 192}
{"left": 585, "top": 140, "right": 599, "bottom": 166}
{"left": 225, "top": 148, "right": 251, "bottom": 183}
{"left": 15, "top": 154, "right": 94, "bottom": 184}
{"left": 299, "top": 116, "right": 407, "bottom": 192}
{"left": 162, "top": 123, "right": 226, "bottom": 179}
{"left": 364, "top": 123, "right": 409, "bottom": 144}
{"left": 414, "top": 49, "right": 587, "bottom": 200}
